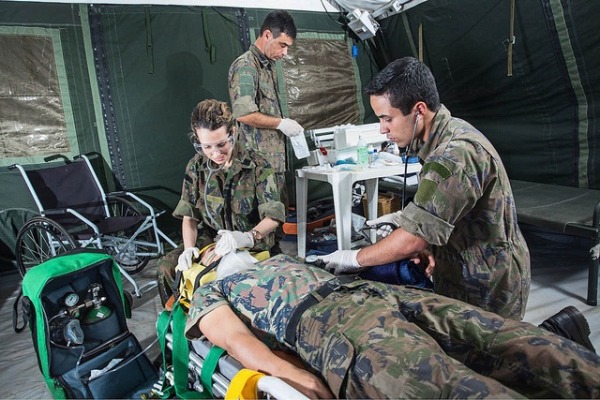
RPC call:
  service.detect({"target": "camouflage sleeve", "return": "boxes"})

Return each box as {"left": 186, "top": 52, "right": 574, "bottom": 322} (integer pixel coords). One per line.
{"left": 185, "top": 282, "right": 228, "bottom": 339}
{"left": 229, "top": 60, "right": 260, "bottom": 120}
{"left": 401, "top": 141, "right": 485, "bottom": 245}
{"left": 254, "top": 158, "right": 286, "bottom": 223}
{"left": 173, "top": 157, "right": 203, "bottom": 221}
{"left": 399, "top": 202, "right": 454, "bottom": 246}
{"left": 172, "top": 199, "right": 200, "bottom": 220}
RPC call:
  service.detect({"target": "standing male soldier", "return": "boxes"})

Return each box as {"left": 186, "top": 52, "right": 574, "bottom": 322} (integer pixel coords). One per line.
{"left": 228, "top": 10, "right": 303, "bottom": 206}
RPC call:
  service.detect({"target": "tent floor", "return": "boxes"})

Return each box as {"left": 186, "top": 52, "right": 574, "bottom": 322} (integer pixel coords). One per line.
{"left": 1, "top": 230, "right": 598, "bottom": 398}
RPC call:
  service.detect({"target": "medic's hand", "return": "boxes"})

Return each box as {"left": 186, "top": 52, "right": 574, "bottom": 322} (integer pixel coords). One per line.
{"left": 214, "top": 230, "right": 254, "bottom": 256}
{"left": 316, "top": 250, "right": 362, "bottom": 275}
{"left": 411, "top": 249, "right": 435, "bottom": 278}
{"left": 277, "top": 118, "right": 304, "bottom": 138}
{"left": 176, "top": 247, "right": 200, "bottom": 272}
{"left": 365, "top": 210, "right": 403, "bottom": 237}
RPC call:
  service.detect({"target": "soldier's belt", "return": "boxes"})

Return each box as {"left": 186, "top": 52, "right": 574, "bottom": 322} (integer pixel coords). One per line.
{"left": 284, "top": 274, "right": 360, "bottom": 347}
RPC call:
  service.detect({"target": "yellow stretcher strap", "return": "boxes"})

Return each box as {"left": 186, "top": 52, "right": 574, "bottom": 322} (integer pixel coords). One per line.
{"left": 225, "top": 369, "right": 266, "bottom": 400}
{"left": 178, "top": 247, "right": 271, "bottom": 310}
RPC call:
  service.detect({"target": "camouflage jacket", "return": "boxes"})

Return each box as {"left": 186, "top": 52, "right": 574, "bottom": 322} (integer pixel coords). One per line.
{"left": 185, "top": 255, "right": 600, "bottom": 399}
{"left": 399, "top": 105, "right": 531, "bottom": 319}
{"left": 228, "top": 45, "right": 286, "bottom": 173}
{"left": 173, "top": 144, "right": 285, "bottom": 251}
{"left": 185, "top": 255, "right": 338, "bottom": 346}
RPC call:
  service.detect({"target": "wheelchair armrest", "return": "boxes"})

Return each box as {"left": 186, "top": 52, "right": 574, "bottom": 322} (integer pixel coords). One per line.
{"left": 106, "top": 191, "right": 157, "bottom": 217}
{"left": 42, "top": 208, "right": 70, "bottom": 216}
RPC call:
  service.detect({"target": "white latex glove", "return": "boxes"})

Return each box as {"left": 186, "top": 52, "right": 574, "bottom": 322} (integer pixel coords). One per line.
{"left": 176, "top": 247, "right": 200, "bottom": 272}
{"left": 316, "top": 250, "right": 362, "bottom": 275}
{"left": 277, "top": 118, "right": 303, "bottom": 138}
{"left": 365, "top": 210, "right": 403, "bottom": 237}
{"left": 215, "top": 230, "right": 254, "bottom": 256}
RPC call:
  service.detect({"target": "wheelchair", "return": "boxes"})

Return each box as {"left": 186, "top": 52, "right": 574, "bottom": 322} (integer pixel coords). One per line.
{"left": 10, "top": 154, "right": 177, "bottom": 296}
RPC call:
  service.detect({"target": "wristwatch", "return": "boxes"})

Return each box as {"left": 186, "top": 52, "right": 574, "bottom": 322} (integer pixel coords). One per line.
{"left": 250, "top": 229, "right": 263, "bottom": 241}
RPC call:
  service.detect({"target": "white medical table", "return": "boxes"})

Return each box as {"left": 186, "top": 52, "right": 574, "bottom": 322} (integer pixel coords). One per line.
{"left": 295, "top": 162, "right": 422, "bottom": 259}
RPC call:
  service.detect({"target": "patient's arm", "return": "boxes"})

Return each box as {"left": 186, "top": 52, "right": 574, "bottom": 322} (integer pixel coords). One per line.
{"left": 199, "top": 304, "right": 334, "bottom": 399}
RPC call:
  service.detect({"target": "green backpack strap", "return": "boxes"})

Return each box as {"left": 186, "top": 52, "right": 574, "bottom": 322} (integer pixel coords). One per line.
{"left": 12, "top": 288, "right": 29, "bottom": 333}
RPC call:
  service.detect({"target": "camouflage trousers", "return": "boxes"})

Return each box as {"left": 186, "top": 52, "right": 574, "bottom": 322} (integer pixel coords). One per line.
{"left": 275, "top": 171, "right": 288, "bottom": 211}
{"left": 295, "top": 283, "right": 600, "bottom": 399}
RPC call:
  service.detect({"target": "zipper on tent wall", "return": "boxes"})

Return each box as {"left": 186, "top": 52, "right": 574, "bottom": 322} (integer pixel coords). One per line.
{"left": 79, "top": 4, "right": 115, "bottom": 191}
{"left": 235, "top": 8, "right": 252, "bottom": 52}
{"left": 88, "top": 5, "right": 128, "bottom": 190}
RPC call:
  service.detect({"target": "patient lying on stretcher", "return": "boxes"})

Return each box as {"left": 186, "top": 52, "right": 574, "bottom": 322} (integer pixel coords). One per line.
{"left": 183, "top": 253, "right": 599, "bottom": 399}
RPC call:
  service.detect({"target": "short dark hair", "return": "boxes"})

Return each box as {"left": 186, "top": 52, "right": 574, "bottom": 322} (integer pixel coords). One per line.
{"left": 260, "top": 10, "right": 297, "bottom": 40}
{"left": 365, "top": 57, "right": 441, "bottom": 115}
{"left": 190, "top": 99, "right": 234, "bottom": 133}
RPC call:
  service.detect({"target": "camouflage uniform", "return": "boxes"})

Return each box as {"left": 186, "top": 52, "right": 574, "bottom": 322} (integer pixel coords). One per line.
{"left": 398, "top": 105, "right": 530, "bottom": 320}
{"left": 228, "top": 45, "right": 288, "bottom": 203}
{"left": 185, "top": 255, "right": 600, "bottom": 399}
{"left": 157, "top": 144, "right": 285, "bottom": 292}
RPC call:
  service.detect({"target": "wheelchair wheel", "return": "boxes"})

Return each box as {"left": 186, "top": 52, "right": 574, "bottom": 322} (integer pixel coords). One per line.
{"left": 105, "top": 196, "right": 152, "bottom": 274}
{"left": 15, "top": 216, "right": 78, "bottom": 277}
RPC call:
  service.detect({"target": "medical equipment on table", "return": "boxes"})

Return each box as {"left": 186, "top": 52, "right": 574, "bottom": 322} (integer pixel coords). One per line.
{"left": 306, "top": 123, "right": 387, "bottom": 165}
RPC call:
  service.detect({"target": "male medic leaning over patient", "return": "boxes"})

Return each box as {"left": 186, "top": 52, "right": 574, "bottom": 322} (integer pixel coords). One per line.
{"left": 317, "top": 57, "right": 530, "bottom": 321}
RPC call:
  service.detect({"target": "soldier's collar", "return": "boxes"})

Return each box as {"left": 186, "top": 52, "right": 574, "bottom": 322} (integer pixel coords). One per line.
{"left": 251, "top": 45, "right": 273, "bottom": 69}
{"left": 419, "top": 104, "right": 451, "bottom": 157}
{"left": 222, "top": 153, "right": 255, "bottom": 176}
{"left": 239, "top": 154, "right": 256, "bottom": 169}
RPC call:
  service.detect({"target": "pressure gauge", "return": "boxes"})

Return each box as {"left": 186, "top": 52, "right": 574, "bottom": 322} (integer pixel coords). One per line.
{"left": 64, "top": 293, "right": 79, "bottom": 308}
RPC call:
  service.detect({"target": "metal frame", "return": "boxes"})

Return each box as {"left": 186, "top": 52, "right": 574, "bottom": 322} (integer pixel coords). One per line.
{"left": 11, "top": 154, "right": 177, "bottom": 296}
{"left": 165, "top": 334, "right": 308, "bottom": 399}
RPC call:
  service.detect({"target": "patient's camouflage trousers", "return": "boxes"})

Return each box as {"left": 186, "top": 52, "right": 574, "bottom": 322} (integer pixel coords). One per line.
{"left": 295, "top": 283, "right": 600, "bottom": 399}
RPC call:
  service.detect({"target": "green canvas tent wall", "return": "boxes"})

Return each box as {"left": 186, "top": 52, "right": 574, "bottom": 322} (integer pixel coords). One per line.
{"left": 1, "top": 0, "right": 599, "bottom": 269}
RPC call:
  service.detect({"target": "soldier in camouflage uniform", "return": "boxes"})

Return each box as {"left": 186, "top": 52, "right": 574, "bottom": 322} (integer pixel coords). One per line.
{"left": 185, "top": 254, "right": 599, "bottom": 399}
{"left": 156, "top": 99, "right": 285, "bottom": 305}
{"left": 318, "top": 57, "right": 530, "bottom": 320}
{"left": 228, "top": 10, "right": 304, "bottom": 206}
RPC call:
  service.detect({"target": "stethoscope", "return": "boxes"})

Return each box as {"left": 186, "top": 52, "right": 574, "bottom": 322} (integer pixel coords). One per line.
{"left": 201, "top": 135, "right": 236, "bottom": 229}
{"left": 401, "top": 110, "right": 420, "bottom": 210}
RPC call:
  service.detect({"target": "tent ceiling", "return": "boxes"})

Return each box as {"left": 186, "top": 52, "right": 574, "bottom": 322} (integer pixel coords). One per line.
{"left": 2, "top": 0, "right": 339, "bottom": 12}
{"left": 2, "top": 0, "right": 427, "bottom": 15}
